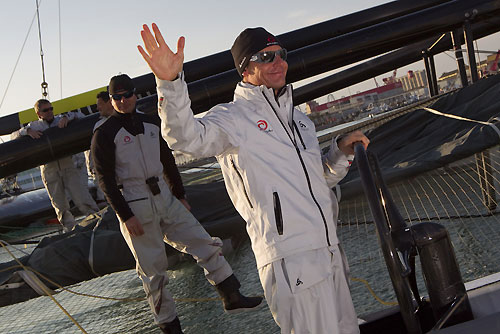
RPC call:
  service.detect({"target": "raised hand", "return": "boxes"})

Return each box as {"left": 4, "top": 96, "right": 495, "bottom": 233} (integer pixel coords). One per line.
{"left": 138, "top": 23, "right": 185, "bottom": 81}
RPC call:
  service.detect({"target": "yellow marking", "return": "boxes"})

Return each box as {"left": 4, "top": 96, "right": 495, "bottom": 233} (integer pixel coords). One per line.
{"left": 18, "top": 86, "right": 107, "bottom": 124}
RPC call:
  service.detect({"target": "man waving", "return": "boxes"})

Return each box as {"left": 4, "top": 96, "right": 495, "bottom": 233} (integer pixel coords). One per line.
{"left": 139, "top": 23, "right": 368, "bottom": 334}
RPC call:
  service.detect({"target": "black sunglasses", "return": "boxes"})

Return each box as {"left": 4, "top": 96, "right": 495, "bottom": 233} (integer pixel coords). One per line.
{"left": 111, "top": 89, "right": 135, "bottom": 101}
{"left": 250, "top": 48, "right": 287, "bottom": 63}
{"left": 40, "top": 106, "right": 54, "bottom": 113}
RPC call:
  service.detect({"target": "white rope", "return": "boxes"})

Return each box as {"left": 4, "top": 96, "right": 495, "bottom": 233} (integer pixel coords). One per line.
{"left": 422, "top": 107, "right": 500, "bottom": 141}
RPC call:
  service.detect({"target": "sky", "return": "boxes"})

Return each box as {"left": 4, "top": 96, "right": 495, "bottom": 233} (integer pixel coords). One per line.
{"left": 1, "top": 0, "right": 499, "bottom": 121}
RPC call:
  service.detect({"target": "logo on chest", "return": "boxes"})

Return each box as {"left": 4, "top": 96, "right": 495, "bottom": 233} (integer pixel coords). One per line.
{"left": 123, "top": 135, "right": 133, "bottom": 144}
{"left": 257, "top": 119, "right": 273, "bottom": 133}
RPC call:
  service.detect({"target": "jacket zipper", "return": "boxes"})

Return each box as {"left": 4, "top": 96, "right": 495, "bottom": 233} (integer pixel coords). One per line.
{"left": 231, "top": 157, "right": 253, "bottom": 209}
{"left": 134, "top": 114, "right": 151, "bottom": 183}
{"left": 293, "top": 122, "right": 307, "bottom": 150}
{"left": 262, "top": 91, "right": 331, "bottom": 246}
{"left": 273, "top": 191, "right": 284, "bottom": 235}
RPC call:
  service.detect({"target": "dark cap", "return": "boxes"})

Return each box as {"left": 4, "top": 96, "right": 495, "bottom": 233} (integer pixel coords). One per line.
{"left": 108, "top": 74, "right": 135, "bottom": 94}
{"left": 230, "top": 27, "right": 281, "bottom": 77}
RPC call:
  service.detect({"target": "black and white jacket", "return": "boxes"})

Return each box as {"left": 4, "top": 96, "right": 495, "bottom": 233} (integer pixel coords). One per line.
{"left": 91, "top": 110, "right": 184, "bottom": 222}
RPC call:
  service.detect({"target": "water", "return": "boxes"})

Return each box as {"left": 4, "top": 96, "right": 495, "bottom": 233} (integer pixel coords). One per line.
{"left": 0, "top": 241, "right": 280, "bottom": 334}
{"left": 2, "top": 211, "right": 500, "bottom": 333}
{"left": 3, "top": 150, "right": 500, "bottom": 333}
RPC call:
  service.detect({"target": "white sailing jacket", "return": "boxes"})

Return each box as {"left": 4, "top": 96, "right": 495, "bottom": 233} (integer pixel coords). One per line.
{"left": 157, "top": 74, "right": 353, "bottom": 269}
{"left": 17, "top": 112, "right": 80, "bottom": 173}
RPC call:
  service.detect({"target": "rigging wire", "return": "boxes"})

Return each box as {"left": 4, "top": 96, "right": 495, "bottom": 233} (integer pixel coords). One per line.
{"left": 58, "top": 0, "right": 62, "bottom": 99}
{"left": 36, "top": 0, "right": 49, "bottom": 98}
{"left": 0, "top": 6, "right": 40, "bottom": 112}
{"left": 475, "top": 39, "right": 481, "bottom": 76}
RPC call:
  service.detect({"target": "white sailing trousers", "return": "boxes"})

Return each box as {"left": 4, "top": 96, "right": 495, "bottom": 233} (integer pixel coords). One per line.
{"left": 119, "top": 185, "right": 233, "bottom": 324}
{"left": 41, "top": 161, "right": 98, "bottom": 228}
{"left": 75, "top": 165, "right": 100, "bottom": 211}
{"left": 258, "top": 244, "right": 360, "bottom": 334}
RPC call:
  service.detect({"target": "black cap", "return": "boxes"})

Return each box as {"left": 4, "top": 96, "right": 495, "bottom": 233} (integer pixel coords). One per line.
{"left": 108, "top": 74, "right": 135, "bottom": 94}
{"left": 230, "top": 27, "right": 281, "bottom": 77}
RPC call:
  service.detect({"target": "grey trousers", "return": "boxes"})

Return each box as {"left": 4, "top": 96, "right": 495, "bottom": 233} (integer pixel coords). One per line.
{"left": 41, "top": 163, "right": 97, "bottom": 227}
{"left": 119, "top": 185, "right": 233, "bottom": 324}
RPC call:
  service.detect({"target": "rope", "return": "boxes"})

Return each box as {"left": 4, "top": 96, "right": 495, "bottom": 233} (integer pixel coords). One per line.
{"left": 35, "top": 0, "right": 49, "bottom": 98}
{"left": 0, "top": 239, "right": 31, "bottom": 256}
{"left": 0, "top": 239, "right": 88, "bottom": 333}
{"left": 1, "top": 240, "right": 396, "bottom": 311}
{"left": 350, "top": 277, "right": 398, "bottom": 306}
{"left": 423, "top": 107, "right": 500, "bottom": 140}
{"left": 428, "top": 33, "right": 446, "bottom": 52}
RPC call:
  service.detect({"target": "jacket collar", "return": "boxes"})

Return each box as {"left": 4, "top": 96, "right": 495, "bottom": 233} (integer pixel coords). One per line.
{"left": 111, "top": 109, "right": 140, "bottom": 118}
{"left": 234, "top": 81, "right": 293, "bottom": 106}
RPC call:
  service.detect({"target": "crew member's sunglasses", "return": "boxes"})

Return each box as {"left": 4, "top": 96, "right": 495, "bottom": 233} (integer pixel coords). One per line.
{"left": 111, "top": 89, "right": 135, "bottom": 101}
{"left": 250, "top": 48, "right": 287, "bottom": 63}
{"left": 40, "top": 106, "right": 54, "bottom": 113}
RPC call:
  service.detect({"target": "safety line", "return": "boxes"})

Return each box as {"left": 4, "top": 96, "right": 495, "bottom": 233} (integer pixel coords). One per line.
{"left": 1, "top": 240, "right": 397, "bottom": 320}
{"left": 422, "top": 107, "right": 500, "bottom": 140}
{"left": 0, "top": 239, "right": 88, "bottom": 333}
{"left": 350, "top": 277, "right": 398, "bottom": 306}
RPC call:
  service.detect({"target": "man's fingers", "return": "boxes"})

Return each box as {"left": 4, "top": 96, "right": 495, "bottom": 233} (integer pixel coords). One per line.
{"left": 348, "top": 131, "right": 369, "bottom": 149}
{"left": 152, "top": 23, "right": 168, "bottom": 49}
{"left": 126, "top": 218, "right": 145, "bottom": 236}
{"left": 137, "top": 45, "right": 153, "bottom": 65}
{"left": 132, "top": 225, "right": 144, "bottom": 236}
{"left": 138, "top": 23, "right": 183, "bottom": 80}
{"left": 140, "top": 27, "right": 158, "bottom": 54}
{"left": 177, "top": 36, "right": 185, "bottom": 56}
{"left": 362, "top": 136, "right": 370, "bottom": 149}
{"left": 137, "top": 225, "right": 144, "bottom": 235}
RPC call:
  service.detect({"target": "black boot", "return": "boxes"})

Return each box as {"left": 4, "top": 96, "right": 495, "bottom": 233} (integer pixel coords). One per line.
{"left": 215, "top": 274, "right": 263, "bottom": 314}
{"left": 158, "top": 317, "right": 184, "bottom": 334}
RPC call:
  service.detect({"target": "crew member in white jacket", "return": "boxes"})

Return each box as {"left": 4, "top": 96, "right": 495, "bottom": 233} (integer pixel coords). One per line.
{"left": 138, "top": 24, "right": 369, "bottom": 333}
{"left": 17, "top": 99, "right": 98, "bottom": 231}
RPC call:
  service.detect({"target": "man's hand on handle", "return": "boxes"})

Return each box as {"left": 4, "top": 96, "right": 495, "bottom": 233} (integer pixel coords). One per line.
{"left": 338, "top": 130, "right": 370, "bottom": 156}
{"left": 138, "top": 23, "right": 184, "bottom": 81}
